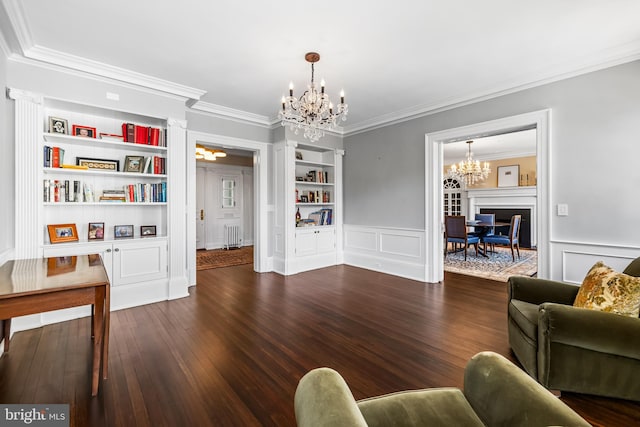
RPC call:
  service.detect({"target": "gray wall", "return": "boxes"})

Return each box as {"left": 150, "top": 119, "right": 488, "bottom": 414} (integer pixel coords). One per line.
{"left": 344, "top": 60, "right": 640, "bottom": 247}
{"left": 187, "top": 110, "right": 272, "bottom": 143}
{"left": 0, "top": 44, "right": 13, "bottom": 256}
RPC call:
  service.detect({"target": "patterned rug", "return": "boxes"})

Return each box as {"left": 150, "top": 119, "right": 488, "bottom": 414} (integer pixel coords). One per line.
{"left": 444, "top": 245, "right": 537, "bottom": 282}
{"left": 196, "top": 246, "right": 254, "bottom": 271}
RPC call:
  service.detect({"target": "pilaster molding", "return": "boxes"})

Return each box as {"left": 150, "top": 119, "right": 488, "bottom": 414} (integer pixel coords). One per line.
{"left": 7, "top": 87, "right": 43, "bottom": 104}
{"left": 336, "top": 149, "right": 345, "bottom": 156}
{"left": 167, "top": 118, "right": 187, "bottom": 129}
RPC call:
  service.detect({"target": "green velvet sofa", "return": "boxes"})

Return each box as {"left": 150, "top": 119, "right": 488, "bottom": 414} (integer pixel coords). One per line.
{"left": 294, "top": 351, "right": 590, "bottom": 426}
{"left": 508, "top": 257, "right": 640, "bottom": 401}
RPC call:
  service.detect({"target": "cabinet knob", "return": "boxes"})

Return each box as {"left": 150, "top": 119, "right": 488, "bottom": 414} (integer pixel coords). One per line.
{"left": 114, "top": 248, "right": 120, "bottom": 252}
{"left": 105, "top": 249, "right": 112, "bottom": 253}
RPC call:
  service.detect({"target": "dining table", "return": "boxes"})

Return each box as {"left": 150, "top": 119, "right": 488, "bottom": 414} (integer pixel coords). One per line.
{"left": 466, "top": 220, "right": 511, "bottom": 257}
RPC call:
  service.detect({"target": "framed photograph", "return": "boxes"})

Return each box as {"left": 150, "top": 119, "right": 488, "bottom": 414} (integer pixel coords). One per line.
{"left": 72, "top": 125, "right": 97, "bottom": 138}
{"left": 124, "top": 155, "right": 145, "bottom": 173}
{"left": 47, "top": 223, "right": 79, "bottom": 244}
{"left": 300, "top": 195, "right": 308, "bottom": 203}
{"left": 48, "top": 117, "right": 68, "bottom": 134}
{"left": 498, "top": 165, "right": 520, "bottom": 187}
{"left": 114, "top": 224, "right": 134, "bottom": 239}
{"left": 76, "top": 157, "right": 119, "bottom": 172}
{"left": 295, "top": 151, "right": 303, "bottom": 160}
{"left": 140, "top": 225, "right": 157, "bottom": 237}
{"left": 88, "top": 222, "right": 105, "bottom": 240}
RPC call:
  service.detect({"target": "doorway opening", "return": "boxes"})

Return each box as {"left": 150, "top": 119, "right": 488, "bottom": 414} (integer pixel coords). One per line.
{"left": 186, "top": 131, "right": 269, "bottom": 286}
{"left": 195, "top": 145, "right": 254, "bottom": 270}
{"left": 425, "top": 110, "right": 551, "bottom": 283}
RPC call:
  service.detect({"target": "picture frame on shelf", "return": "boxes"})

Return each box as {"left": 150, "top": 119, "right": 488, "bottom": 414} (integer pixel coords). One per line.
{"left": 47, "top": 223, "right": 79, "bottom": 244}
{"left": 48, "top": 117, "right": 68, "bottom": 134}
{"left": 114, "top": 224, "right": 134, "bottom": 239}
{"left": 497, "top": 165, "right": 520, "bottom": 187}
{"left": 295, "top": 151, "right": 303, "bottom": 160}
{"left": 76, "top": 157, "right": 119, "bottom": 171}
{"left": 140, "top": 225, "right": 157, "bottom": 237}
{"left": 72, "top": 125, "right": 97, "bottom": 138}
{"left": 88, "top": 222, "right": 105, "bottom": 240}
{"left": 124, "top": 156, "right": 145, "bottom": 173}
{"left": 300, "top": 195, "right": 308, "bottom": 203}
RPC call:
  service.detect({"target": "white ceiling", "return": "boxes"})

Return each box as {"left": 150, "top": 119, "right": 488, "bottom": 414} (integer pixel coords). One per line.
{"left": 2, "top": 0, "right": 640, "bottom": 135}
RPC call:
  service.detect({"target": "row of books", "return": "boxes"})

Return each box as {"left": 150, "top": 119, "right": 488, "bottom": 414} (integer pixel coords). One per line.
{"left": 121, "top": 123, "right": 167, "bottom": 146}
{"left": 297, "top": 190, "right": 330, "bottom": 203}
{"left": 305, "top": 208, "right": 333, "bottom": 226}
{"left": 306, "top": 170, "right": 329, "bottom": 183}
{"left": 43, "top": 180, "right": 167, "bottom": 203}
{"left": 43, "top": 145, "right": 65, "bottom": 168}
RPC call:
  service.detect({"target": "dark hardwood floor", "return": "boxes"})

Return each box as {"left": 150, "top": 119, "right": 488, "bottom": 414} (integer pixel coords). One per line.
{"left": 0, "top": 264, "right": 638, "bottom": 426}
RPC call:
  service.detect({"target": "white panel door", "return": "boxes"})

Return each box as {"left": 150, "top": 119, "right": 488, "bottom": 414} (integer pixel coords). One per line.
{"left": 113, "top": 239, "right": 168, "bottom": 286}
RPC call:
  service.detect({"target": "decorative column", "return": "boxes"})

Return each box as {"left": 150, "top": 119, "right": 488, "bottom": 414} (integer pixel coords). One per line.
{"left": 166, "top": 118, "right": 189, "bottom": 299}
{"left": 8, "top": 88, "right": 43, "bottom": 260}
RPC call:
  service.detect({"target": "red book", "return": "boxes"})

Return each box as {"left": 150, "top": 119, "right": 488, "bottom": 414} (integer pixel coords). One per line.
{"left": 122, "top": 123, "right": 135, "bottom": 143}
{"left": 52, "top": 147, "right": 60, "bottom": 168}
{"left": 148, "top": 127, "right": 160, "bottom": 146}
{"left": 153, "top": 156, "right": 159, "bottom": 174}
{"left": 134, "top": 125, "right": 149, "bottom": 144}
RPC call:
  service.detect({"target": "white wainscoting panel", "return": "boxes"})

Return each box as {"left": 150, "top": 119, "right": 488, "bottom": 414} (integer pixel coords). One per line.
{"left": 550, "top": 240, "right": 640, "bottom": 284}
{"left": 344, "top": 225, "right": 425, "bottom": 282}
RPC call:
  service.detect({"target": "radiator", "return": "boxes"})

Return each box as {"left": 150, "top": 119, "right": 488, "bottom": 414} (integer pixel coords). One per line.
{"left": 224, "top": 225, "right": 241, "bottom": 250}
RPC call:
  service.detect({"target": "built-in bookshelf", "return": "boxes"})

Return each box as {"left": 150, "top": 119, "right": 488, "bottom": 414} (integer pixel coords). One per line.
{"left": 273, "top": 140, "right": 343, "bottom": 275}
{"left": 40, "top": 100, "right": 168, "bottom": 242}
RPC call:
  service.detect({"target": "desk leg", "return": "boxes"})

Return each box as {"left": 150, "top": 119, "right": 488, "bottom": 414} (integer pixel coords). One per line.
{"left": 92, "top": 287, "right": 105, "bottom": 396}
{"left": 91, "top": 304, "right": 94, "bottom": 339}
{"left": 3, "top": 319, "right": 10, "bottom": 352}
{"left": 103, "top": 285, "right": 110, "bottom": 380}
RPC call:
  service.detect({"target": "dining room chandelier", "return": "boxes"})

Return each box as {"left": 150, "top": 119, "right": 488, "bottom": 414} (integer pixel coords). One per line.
{"left": 448, "top": 140, "right": 491, "bottom": 186}
{"left": 195, "top": 145, "right": 226, "bottom": 161}
{"left": 279, "top": 52, "right": 348, "bottom": 142}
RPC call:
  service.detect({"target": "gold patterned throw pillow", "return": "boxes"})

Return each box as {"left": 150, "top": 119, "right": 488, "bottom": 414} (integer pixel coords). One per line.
{"left": 574, "top": 261, "right": 640, "bottom": 317}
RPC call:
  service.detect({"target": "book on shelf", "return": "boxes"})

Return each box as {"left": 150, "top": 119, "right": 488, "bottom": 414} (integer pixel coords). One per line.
{"left": 43, "top": 179, "right": 85, "bottom": 203}
{"left": 43, "top": 146, "right": 65, "bottom": 168}
{"left": 99, "top": 133, "right": 125, "bottom": 142}
{"left": 121, "top": 122, "right": 165, "bottom": 146}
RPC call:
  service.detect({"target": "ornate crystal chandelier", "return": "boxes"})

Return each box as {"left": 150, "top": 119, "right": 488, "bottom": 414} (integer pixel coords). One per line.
{"left": 279, "top": 52, "right": 348, "bottom": 142}
{"left": 448, "top": 140, "right": 491, "bottom": 186}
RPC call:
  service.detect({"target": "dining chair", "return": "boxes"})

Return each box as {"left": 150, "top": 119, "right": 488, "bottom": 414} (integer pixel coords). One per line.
{"left": 481, "top": 214, "right": 521, "bottom": 261}
{"left": 444, "top": 215, "right": 479, "bottom": 261}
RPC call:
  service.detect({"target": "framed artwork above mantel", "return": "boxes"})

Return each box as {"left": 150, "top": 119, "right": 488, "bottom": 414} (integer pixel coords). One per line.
{"left": 497, "top": 165, "right": 519, "bottom": 187}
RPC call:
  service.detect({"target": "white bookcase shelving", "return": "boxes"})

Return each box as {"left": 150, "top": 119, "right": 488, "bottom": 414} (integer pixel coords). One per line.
{"left": 273, "top": 140, "right": 343, "bottom": 275}
{"left": 10, "top": 88, "right": 189, "bottom": 316}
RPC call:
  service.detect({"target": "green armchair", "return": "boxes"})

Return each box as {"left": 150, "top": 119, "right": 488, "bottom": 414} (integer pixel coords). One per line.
{"left": 508, "top": 257, "right": 640, "bottom": 401}
{"left": 294, "top": 351, "right": 590, "bottom": 427}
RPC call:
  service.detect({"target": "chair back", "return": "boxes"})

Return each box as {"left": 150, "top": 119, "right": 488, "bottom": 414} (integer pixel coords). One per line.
{"left": 509, "top": 215, "right": 522, "bottom": 241}
{"left": 475, "top": 213, "right": 495, "bottom": 225}
{"left": 445, "top": 215, "right": 467, "bottom": 240}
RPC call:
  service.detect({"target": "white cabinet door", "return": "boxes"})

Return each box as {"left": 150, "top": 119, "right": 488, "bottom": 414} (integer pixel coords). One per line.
{"left": 295, "top": 229, "right": 318, "bottom": 257}
{"left": 112, "top": 239, "right": 168, "bottom": 286}
{"left": 316, "top": 229, "right": 335, "bottom": 254}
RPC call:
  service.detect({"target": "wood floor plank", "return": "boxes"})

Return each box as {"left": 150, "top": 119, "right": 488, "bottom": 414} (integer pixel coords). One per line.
{"left": 0, "top": 264, "right": 638, "bottom": 426}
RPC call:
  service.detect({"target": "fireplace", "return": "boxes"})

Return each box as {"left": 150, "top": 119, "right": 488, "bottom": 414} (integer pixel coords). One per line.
{"left": 480, "top": 208, "right": 532, "bottom": 248}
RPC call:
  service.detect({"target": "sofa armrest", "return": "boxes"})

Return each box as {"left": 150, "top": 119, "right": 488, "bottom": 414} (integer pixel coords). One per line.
{"left": 294, "top": 367, "right": 369, "bottom": 427}
{"left": 538, "top": 303, "right": 640, "bottom": 361}
{"left": 508, "top": 276, "right": 579, "bottom": 306}
{"left": 464, "top": 351, "right": 591, "bottom": 427}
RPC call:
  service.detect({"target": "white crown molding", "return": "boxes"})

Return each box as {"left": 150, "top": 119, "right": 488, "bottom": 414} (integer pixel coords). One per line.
{"left": 2, "top": 0, "right": 32, "bottom": 54}
{"left": 344, "top": 40, "right": 640, "bottom": 137}
{"left": 189, "top": 101, "right": 272, "bottom": 127}
{"left": 23, "top": 45, "right": 207, "bottom": 100}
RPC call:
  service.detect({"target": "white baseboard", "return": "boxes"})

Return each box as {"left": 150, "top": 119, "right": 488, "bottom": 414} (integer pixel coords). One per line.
{"left": 343, "top": 225, "right": 425, "bottom": 282}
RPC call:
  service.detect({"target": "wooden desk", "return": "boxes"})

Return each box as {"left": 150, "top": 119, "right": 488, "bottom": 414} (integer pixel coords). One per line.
{"left": 0, "top": 254, "right": 110, "bottom": 396}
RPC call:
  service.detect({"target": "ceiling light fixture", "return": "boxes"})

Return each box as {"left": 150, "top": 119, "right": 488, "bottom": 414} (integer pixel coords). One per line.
{"left": 279, "top": 52, "right": 348, "bottom": 142}
{"left": 196, "top": 145, "right": 227, "bottom": 161}
{"left": 448, "top": 140, "right": 491, "bottom": 186}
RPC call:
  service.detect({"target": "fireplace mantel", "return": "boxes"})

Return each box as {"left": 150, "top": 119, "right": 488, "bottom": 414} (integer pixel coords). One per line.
{"left": 466, "top": 186, "right": 537, "bottom": 247}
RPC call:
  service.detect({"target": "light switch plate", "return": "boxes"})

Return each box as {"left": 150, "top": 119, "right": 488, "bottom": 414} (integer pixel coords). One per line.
{"left": 557, "top": 204, "right": 569, "bottom": 216}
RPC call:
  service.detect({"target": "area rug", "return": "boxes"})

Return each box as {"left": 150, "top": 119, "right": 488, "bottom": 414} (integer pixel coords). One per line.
{"left": 444, "top": 246, "right": 537, "bottom": 282}
{"left": 196, "top": 246, "right": 253, "bottom": 271}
